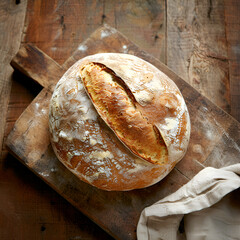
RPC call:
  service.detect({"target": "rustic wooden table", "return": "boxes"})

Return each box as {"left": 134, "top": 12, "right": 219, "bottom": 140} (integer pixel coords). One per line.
{"left": 0, "top": 0, "right": 239, "bottom": 239}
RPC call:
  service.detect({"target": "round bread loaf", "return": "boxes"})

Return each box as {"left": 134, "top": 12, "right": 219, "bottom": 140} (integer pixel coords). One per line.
{"left": 49, "top": 53, "right": 190, "bottom": 191}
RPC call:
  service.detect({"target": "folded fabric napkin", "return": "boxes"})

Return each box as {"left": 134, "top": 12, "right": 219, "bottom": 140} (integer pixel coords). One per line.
{"left": 137, "top": 164, "right": 240, "bottom": 240}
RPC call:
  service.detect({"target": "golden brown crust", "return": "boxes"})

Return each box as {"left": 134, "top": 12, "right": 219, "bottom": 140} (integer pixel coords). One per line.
{"left": 49, "top": 53, "right": 191, "bottom": 191}
{"left": 80, "top": 63, "right": 168, "bottom": 165}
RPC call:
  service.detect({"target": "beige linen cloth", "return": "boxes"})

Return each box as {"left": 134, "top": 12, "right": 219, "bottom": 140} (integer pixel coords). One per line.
{"left": 137, "top": 164, "right": 240, "bottom": 240}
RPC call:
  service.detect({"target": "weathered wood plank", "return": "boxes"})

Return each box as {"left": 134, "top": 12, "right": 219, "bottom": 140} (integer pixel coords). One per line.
{"left": 224, "top": 0, "right": 240, "bottom": 122}
{"left": 22, "top": 0, "right": 104, "bottom": 65}
{"left": 1, "top": 71, "right": 42, "bottom": 160}
{"left": 0, "top": 0, "right": 27, "bottom": 159}
{"left": 23, "top": 0, "right": 166, "bottom": 64}
{"left": 11, "top": 44, "right": 64, "bottom": 91}
{"left": 103, "top": 0, "right": 166, "bottom": 63}
{"left": 167, "top": 0, "right": 230, "bottom": 113}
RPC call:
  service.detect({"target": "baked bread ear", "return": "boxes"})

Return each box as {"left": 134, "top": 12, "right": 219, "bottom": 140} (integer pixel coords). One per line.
{"left": 49, "top": 53, "right": 190, "bottom": 191}
{"left": 80, "top": 62, "right": 168, "bottom": 165}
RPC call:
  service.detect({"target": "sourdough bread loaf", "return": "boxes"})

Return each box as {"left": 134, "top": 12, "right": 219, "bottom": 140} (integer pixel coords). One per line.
{"left": 49, "top": 53, "right": 190, "bottom": 191}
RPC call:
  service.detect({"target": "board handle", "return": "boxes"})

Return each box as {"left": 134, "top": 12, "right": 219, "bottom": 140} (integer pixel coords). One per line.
{"left": 10, "top": 43, "right": 65, "bottom": 92}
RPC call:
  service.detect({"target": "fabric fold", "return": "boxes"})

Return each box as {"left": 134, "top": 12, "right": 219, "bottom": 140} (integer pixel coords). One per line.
{"left": 137, "top": 164, "right": 240, "bottom": 240}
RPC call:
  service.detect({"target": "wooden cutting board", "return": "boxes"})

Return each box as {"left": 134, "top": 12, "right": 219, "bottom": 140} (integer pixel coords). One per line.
{"left": 6, "top": 25, "right": 240, "bottom": 240}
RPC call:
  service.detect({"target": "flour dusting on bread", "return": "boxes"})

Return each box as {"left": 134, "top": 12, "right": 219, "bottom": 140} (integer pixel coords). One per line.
{"left": 49, "top": 53, "right": 190, "bottom": 191}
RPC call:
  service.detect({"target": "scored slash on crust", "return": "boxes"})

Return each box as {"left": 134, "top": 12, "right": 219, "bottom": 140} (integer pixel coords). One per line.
{"left": 49, "top": 53, "right": 190, "bottom": 190}
{"left": 79, "top": 62, "right": 168, "bottom": 165}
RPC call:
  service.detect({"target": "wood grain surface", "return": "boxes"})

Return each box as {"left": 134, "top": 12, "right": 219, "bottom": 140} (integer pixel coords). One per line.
{"left": 6, "top": 25, "right": 240, "bottom": 240}
{"left": 224, "top": 0, "right": 240, "bottom": 121}
{"left": 167, "top": 0, "right": 230, "bottom": 112}
{"left": 1, "top": 0, "right": 240, "bottom": 239}
{"left": 0, "top": 0, "right": 27, "bottom": 160}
